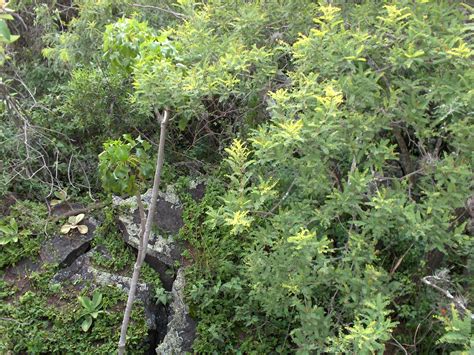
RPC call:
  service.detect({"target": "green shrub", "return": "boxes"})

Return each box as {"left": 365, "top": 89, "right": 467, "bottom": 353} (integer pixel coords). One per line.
{"left": 191, "top": 1, "right": 473, "bottom": 353}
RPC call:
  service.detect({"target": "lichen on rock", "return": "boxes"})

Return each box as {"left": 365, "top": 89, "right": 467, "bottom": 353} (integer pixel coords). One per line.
{"left": 156, "top": 268, "right": 196, "bottom": 354}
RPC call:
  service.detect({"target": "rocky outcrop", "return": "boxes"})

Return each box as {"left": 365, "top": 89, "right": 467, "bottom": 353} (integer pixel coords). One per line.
{"left": 113, "top": 186, "right": 183, "bottom": 269}
{"left": 35, "top": 183, "right": 200, "bottom": 353}
{"left": 113, "top": 186, "right": 184, "bottom": 291}
{"left": 40, "top": 218, "right": 97, "bottom": 267}
{"left": 52, "top": 246, "right": 167, "bottom": 335}
{"left": 113, "top": 183, "right": 200, "bottom": 353}
{"left": 156, "top": 268, "right": 196, "bottom": 354}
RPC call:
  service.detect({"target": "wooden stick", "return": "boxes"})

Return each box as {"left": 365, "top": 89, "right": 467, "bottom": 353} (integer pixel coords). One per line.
{"left": 118, "top": 109, "right": 170, "bottom": 354}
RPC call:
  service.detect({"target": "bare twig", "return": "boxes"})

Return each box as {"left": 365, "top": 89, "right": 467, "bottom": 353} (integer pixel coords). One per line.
{"left": 391, "top": 122, "right": 416, "bottom": 186}
{"left": 257, "top": 178, "right": 296, "bottom": 217}
{"left": 422, "top": 271, "right": 474, "bottom": 320}
{"left": 135, "top": 190, "right": 146, "bottom": 252}
{"left": 390, "top": 243, "right": 414, "bottom": 275}
{"left": 390, "top": 336, "right": 408, "bottom": 355}
{"left": 118, "top": 109, "right": 170, "bottom": 354}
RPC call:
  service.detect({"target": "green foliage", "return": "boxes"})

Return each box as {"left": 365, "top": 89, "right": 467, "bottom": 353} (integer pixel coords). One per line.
{"left": 0, "top": 284, "right": 148, "bottom": 353}
{"left": 99, "top": 134, "right": 153, "bottom": 196}
{"left": 0, "top": 201, "right": 47, "bottom": 268}
{"left": 329, "top": 294, "right": 398, "bottom": 354}
{"left": 0, "top": 218, "right": 21, "bottom": 245}
{"left": 436, "top": 305, "right": 473, "bottom": 355}
{"left": 187, "top": 1, "right": 473, "bottom": 353}
{"left": 103, "top": 17, "right": 158, "bottom": 74}
{"left": 2, "top": 0, "right": 473, "bottom": 353}
{"left": 50, "top": 189, "right": 69, "bottom": 206}
{"left": 91, "top": 206, "right": 135, "bottom": 272}
{"left": 0, "top": 3, "right": 19, "bottom": 65}
{"left": 78, "top": 291, "right": 104, "bottom": 332}
{"left": 103, "top": 12, "right": 277, "bottom": 130}
{"left": 141, "top": 264, "right": 171, "bottom": 305}
{"left": 0, "top": 202, "right": 150, "bottom": 353}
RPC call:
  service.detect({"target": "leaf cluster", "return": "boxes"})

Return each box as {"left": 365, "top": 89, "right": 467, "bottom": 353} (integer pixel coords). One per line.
{"left": 78, "top": 291, "right": 104, "bottom": 332}
{"left": 98, "top": 134, "right": 153, "bottom": 196}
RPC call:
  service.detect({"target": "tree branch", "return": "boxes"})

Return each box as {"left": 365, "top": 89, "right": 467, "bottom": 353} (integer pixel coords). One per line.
{"left": 118, "top": 109, "right": 170, "bottom": 354}
{"left": 422, "top": 273, "right": 473, "bottom": 320}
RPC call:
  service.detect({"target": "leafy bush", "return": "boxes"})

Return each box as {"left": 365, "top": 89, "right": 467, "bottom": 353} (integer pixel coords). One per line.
{"left": 0, "top": 201, "right": 48, "bottom": 268}
{"left": 188, "top": 1, "right": 473, "bottom": 353}
{"left": 437, "top": 305, "right": 473, "bottom": 354}
{"left": 2, "top": 0, "right": 472, "bottom": 353}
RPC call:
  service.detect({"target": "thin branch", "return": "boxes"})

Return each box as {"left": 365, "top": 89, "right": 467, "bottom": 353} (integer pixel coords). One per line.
{"left": 118, "top": 109, "right": 170, "bottom": 354}
{"left": 135, "top": 190, "right": 147, "bottom": 252}
{"left": 390, "top": 243, "right": 414, "bottom": 275}
{"left": 422, "top": 273, "right": 474, "bottom": 320}
{"left": 130, "top": 3, "right": 187, "bottom": 19}
{"left": 391, "top": 122, "right": 416, "bottom": 186}
{"left": 256, "top": 178, "right": 296, "bottom": 217}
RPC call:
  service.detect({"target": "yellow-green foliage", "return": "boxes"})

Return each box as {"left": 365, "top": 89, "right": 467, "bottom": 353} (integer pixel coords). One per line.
{"left": 191, "top": 1, "right": 473, "bottom": 353}
{"left": 2, "top": 0, "right": 473, "bottom": 353}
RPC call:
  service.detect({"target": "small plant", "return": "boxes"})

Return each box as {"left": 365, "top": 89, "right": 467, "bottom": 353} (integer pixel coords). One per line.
{"left": 60, "top": 214, "right": 88, "bottom": 235}
{"left": 50, "top": 189, "right": 69, "bottom": 206}
{"left": 154, "top": 287, "right": 171, "bottom": 306}
{"left": 78, "top": 291, "right": 103, "bottom": 332}
{"left": 0, "top": 218, "right": 29, "bottom": 245}
{"left": 98, "top": 134, "right": 153, "bottom": 196}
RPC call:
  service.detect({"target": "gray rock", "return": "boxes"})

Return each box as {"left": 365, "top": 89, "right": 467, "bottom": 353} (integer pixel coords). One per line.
{"left": 113, "top": 185, "right": 198, "bottom": 351}
{"left": 113, "top": 187, "right": 183, "bottom": 269}
{"left": 40, "top": 218, "right": 97, "bottom": 267}
{"left": 52, "top": 246, "right": 166, "bottom": 332}
{"left": 188, "top": 179, "right": 206, "bottom": 202}
{"left": 156, "top": 268, "right": 196, "bottom": 355}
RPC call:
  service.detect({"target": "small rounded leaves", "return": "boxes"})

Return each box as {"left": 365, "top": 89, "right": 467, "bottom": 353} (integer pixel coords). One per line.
{"left": 76, "top": 225, "right": 89, "bottom": 235}
{"left": 69, "top": 213, "right": 85, "bottom": 225}
{"left": 60, "top": 224, "right": 72, "bottom": 234}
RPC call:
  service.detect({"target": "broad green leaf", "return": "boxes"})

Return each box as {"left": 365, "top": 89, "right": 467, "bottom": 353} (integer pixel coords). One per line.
{"left": 0, "top": 225, "right": 12, "bottom": 234}
{"left": 92, "top": 292, "right": 102, "bottom": 308}
{"left": 0, "top": 20, "right": 11, "bottom": 41}
{"left": 81, "top": 315, "right": 93, "bottom": 332}
{"left": 78, "top": 295, "right": 92, "bottom": 310}
{"left": 90, "top": 311, "right": 99, "bottom": 319}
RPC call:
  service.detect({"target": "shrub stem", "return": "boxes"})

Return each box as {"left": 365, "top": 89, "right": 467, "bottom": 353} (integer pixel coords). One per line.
{"left": 118, "top": 109, "right": 170, "bottom": 354}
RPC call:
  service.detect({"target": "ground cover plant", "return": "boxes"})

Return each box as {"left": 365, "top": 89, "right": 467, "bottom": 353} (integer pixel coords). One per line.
{"left": 0, "top": 200, "right": 150, "bottom": 353}
{"left": 1, "top": 0, "right": 473, "bottom": 353}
